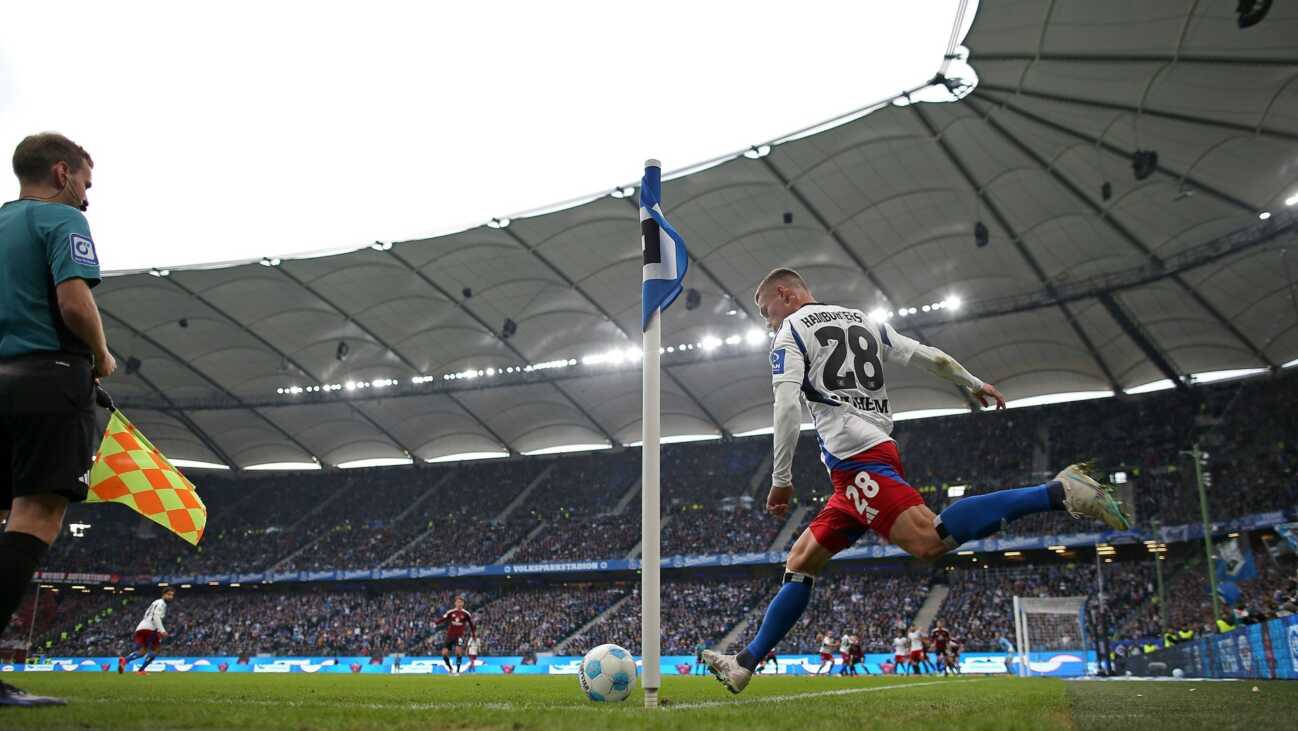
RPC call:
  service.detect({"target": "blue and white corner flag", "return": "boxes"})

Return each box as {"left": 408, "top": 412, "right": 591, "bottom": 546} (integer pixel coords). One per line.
{"left": 640, "top": 161, "right": 689, "bottom": 332}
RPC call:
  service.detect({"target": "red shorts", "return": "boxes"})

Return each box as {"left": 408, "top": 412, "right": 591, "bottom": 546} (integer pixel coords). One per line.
{"left": 808, "top": 441, "right": 923, "bottom": 551}
{"left": 819, "top": 652, "right": 834, "bottom": 663}
{"left": 910, "top": 650, "right": 923, "bottom": 662}
{"left": 894, "top": 654, "right": 905, "bottom": 664}
{"left": 133, "top": 629, "right": 162, "bottom": 651}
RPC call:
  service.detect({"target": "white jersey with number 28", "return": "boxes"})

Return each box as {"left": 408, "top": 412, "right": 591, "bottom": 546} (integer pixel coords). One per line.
{"left": 770, "top": 303, "right": 920, "bottom": 470}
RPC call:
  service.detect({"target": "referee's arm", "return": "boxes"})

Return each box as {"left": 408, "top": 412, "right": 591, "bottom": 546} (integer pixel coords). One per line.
{"left": 56, "top": 279, "right": 115, "bottom": 378}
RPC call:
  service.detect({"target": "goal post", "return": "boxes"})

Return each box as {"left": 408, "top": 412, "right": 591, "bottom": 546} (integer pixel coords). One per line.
{"left": 1012, "top": 596, "right": 1089, "bottom": 677}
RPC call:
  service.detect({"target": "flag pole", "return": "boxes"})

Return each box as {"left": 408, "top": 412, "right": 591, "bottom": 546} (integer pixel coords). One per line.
{"left": 641, "top": 157, "right": 663, "bottom": 709}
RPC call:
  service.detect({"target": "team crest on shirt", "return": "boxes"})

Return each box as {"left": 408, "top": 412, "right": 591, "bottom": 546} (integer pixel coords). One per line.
{"left": 770, "top": 348, "right": 786, "bottom": 375}
{"left": 70, "top": 233, "right": 98, "bottom": 266}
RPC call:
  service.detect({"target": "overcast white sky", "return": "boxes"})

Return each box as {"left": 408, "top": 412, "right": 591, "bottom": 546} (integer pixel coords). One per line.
{"left": 1, "top": 1, "right": 969, "bottom": 272}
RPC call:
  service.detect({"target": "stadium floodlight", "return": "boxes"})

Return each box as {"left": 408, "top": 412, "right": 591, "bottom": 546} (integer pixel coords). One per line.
{"left": 743, "top": 144, "right": 772, "bottom": 159}
{"left": 1286, "top": 192, "right": 1298, "bottom": 206}
{"left": 336, "top": 457, "right": 414, "bottom": 469}
{"left": 1259, "top": 211, "right": 1272, "bottom": 220}
{"left": 244, "top": 462, "right": 322, "bottom": 471}
{"left": 724, "top": 334, "right": 741, "bottom": 345}
{"left": 521, "top": 443, "right": 611, "bottom": 456}
{"left": 944, "top": 296, "right": 962, "bottom": 310}
{"left": 726, "top": 309, "right": 738, "bottom": 316}
{"left": 169, "top": 459, "right": 230, "bottom": 471}
{"left": 487, "top": 217, "right": 511, "bottom": 229}
{"left": 745, "top": 328, "right": 765, "bottom": 345}
{"left": 921, "top": 304, "right": 931, "bottom": 312}
{"left": 149, "top": 268, "right": 170, "bottom": 277}
{"left": 699, "top": 336, "right": 722, "bottom": 351}
{"left": 425, "top": 451, "right": 509, "bottom": 463}
{"left": 610, "top": 186, "right": 636, "bottom": 199}
{"left": 867, "top": 308, "right": 888, "bottom": 322}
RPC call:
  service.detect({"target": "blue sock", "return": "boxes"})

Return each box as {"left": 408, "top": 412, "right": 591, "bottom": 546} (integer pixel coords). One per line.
{"left": 936, "top": 481, "right": 1063, "bottom": 546}
{"left": 737, "top": 575, "right": 813, "bottom": 671}
{"left": 139, "top": 653, "right": 156, "bottom": 670}
{"left": 123, "top": 650, "right": 142, "bottom": 663}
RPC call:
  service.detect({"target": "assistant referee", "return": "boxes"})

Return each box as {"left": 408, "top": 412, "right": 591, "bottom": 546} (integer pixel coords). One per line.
{"left": 0, "top": 132, "right": 116, "bottom": 707}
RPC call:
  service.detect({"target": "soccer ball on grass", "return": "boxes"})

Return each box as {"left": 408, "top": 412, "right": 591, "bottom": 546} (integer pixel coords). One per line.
{"left": 578, "top": 644, "right": 637, "bottom": 702}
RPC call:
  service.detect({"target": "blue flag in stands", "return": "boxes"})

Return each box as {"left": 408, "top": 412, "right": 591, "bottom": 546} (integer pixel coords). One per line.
{"left": 640, "top": 162, "right": 688, "bottom": 331}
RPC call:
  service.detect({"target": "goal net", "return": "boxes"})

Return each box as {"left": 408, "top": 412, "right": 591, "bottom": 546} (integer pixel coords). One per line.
{"left": 1011, "top": 596, "right": 1088, "bottom": 677}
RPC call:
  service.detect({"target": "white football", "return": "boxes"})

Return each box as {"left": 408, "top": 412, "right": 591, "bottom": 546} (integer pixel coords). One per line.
{"left": 578, "top": 644, "right": 638, "bottom": 702}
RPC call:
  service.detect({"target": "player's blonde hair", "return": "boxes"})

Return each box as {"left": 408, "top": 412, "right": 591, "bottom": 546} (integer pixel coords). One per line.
{"left": 753, "top": 267, "right": 809, "bottom": 304}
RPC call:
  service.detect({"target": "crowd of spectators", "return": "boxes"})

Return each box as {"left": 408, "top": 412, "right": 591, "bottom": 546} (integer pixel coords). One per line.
{"left": 941, "top": 563, "right": 1100, "bottom": 650}
{"left": 780, "top": 572, "right": 929, "bottom": 653}
{"left": 511, "top": 514, "right": 641, "bottom": 563}
{"left": 586, "top": 577, "right": 772, "bottom": 654}
{"left": 475, "top": 584, "right": 627, "bottom": 655}
{"left": 661, "top": 504, "right": 783, "bottom": 555}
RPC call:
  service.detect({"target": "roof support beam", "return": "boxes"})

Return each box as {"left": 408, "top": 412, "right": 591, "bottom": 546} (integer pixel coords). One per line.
{"left": 162, "top": 275, "right": 419, "bottom": 458}
{"left": 107, "top": 344, "right": 240, "bottom": 469}
{"left": 498, "top": 227, "right": 732, "bottom": 438}
{"left": 910, "top": 104, "right": 1123, "bottom": 393}
{"left": 99, "top": 307, "right": 322, "bottom": 465}
{"left": 1097, "top": 293, "right": 1188, "bottom": 392}
{"left": 975, "top": 90, "right": 1259, "bottom": 213}
{"left": 973, "top": 52, "right": 1298, "bottom": 68}
{"left": 385, "top": 248, "right": 615, "bottom": 447}
{"left": 755, "top": 154, "right": 980, "bottom": 408}
{"left": 974, "top": 92, "right": 1280, "bottom": 368}
{"left": 964, "top": 96, "right": 1279, "bottom": 370}
{"left": 977, "top": 83, "right": 1298, "bottom": 145}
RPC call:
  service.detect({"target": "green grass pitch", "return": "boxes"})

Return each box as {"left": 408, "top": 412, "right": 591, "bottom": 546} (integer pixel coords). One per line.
{"left": 4, "top": 673, "right": 1297, "bottom": 730}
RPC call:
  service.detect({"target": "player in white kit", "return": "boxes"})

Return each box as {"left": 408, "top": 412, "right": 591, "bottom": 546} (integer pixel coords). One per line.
{"left": 908, "top": 626, "right": 926, "bottom": 675}
{"left": 892, "top": 634, "right": 909, "bottom": 674}
{"left": 706, "top": 269, "right": 1130, "bottom": 694}
{"left": 815, "top": 633, "right": 838, "bottom": 675}
{"left": 119, "top": 587, "right": 174, "bottom": 674}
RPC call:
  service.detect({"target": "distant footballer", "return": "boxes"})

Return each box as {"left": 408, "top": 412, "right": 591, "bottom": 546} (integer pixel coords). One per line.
{"left": 434, "top": 595, "right": 476, "bottom": 674}
{"left": 119, "top": 588, "right": 174, "bottom": 674}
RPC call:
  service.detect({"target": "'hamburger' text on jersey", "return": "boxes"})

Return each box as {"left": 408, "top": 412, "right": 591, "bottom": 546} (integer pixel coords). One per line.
{"left": 770, "top": 303, "right": 919, "bottom": 470}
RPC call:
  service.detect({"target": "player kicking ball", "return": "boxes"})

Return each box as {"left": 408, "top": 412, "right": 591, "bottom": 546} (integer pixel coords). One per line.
{"left": 119, "top": 588, "right": 174, "bottom": 674}
{"left": 433, "top": 595, "right": 476, "bottom": 675}
{"left": 704, "top": 270, "right": 1130, "bottom": 694}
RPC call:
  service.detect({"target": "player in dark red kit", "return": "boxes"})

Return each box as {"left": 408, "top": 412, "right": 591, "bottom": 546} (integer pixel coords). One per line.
{"left": 434, "top": 596, "right": 476, "bottom": 674}
{"left": 930, "top": 619, "right": 952, "bottom": 676}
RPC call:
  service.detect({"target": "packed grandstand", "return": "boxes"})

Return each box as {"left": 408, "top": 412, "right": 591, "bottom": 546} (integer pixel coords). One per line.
{"left": 5, "top": 370, "right": 1295, "bottom": 662}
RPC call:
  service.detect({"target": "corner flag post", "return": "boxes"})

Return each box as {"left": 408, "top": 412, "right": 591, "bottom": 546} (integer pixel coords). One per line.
{"left": 640, "top": 159, "right": 687, "bottom": 708}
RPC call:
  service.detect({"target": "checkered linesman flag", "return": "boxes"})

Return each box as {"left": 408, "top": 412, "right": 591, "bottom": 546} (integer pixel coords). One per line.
{"left": 87, "top": 409, "right": 208, "bottom": 546}
{"left": 640, "top": 162, "right": 689, "bottom": 331}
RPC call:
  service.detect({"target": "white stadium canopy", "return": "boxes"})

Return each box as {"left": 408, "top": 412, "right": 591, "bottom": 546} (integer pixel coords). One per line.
{"left": 98, "top": 0, "right": 1298, "bottom": 470}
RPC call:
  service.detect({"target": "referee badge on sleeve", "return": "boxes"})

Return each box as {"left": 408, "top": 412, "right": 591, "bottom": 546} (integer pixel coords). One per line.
{"left": 70, "top": 233, "right": 98, "bottom": 266}
{"left": 770, "top": 348, "right": 786, "bottom": 375}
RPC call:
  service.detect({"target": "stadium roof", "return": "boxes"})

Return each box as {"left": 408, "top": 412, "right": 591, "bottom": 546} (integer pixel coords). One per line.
{"left": 102, "top": 0, "right": 1298, "bottom": 470}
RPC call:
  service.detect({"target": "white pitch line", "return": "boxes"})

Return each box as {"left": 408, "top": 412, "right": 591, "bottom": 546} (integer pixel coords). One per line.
{"left": 664, "top": 678, "right": 975, "bottom": 710}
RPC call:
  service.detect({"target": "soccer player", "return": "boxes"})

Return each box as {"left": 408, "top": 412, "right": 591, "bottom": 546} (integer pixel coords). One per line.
{"left": 999, "top": 635, "right": 1016, "bottom": 676}
{"left": 466, "top": 634, "right": 481, "bottom": 673}
{"left": 946, "top": 637, "right": 963, "bottom": 675}
{"left": 119, "top": 588, "right": 174, "bottom": 674}
{"left": 815, "top": 632, "right": 837, "bottom": 675}
{"left": 892, "top": 633, "right": 909, "bottom": 675}
{"left": 907, "top": 625, "right": 926, "bottom": 675}
{"left": 757, "top": 648, "right": 779, "bottom": 674}
{"left": 694, "top": 639, "right": 707, "bottom": 675}
{"left": 704, "top": 269, "right": 1129, "bottom": 694}
{"left": 931, "top": 620, "right": 952, "bottom": 676}
{"left": 838, "top": 630, "right": 853, "bottom": 676}
{"left": 1, "top": 132, "right": 114, "bottom": 707}
{"left": 849, "top": 634, "right": 868, "bottom": 675}
{"left": 434, "top": 596, "right": 476, "bottom": 674}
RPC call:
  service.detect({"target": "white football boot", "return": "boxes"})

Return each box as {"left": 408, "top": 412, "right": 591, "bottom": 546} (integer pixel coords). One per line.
{"left": 702, "top": 649, "right": 753, "bottom": 694}
{"left": 1055, "top": 463, "right": 1131, "bottom": 530}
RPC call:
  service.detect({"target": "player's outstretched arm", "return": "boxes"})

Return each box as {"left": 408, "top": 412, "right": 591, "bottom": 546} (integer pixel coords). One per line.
{"left": 890, "top": 328, "right": 1005, "bottom": 410}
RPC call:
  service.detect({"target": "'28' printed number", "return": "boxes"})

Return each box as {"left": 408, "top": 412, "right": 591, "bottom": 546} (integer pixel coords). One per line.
{"left": 847, "top": 472, "right": 881, "bottom": 523}
{"left": 813, "top": 325, "right": 884, "bottom": 391}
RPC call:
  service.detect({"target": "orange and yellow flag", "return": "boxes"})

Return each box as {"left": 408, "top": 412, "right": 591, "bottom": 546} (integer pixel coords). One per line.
{"left": 86, "top": 410, "right": 207, "bottom": 546}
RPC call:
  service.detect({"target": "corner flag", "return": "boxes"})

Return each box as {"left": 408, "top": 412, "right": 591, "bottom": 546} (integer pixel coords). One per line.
{"left": 640, "top": 161, "right": 688, "bottom": 331}
{"left": 87, "top": 409, "right": 208, "bottom": 546}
